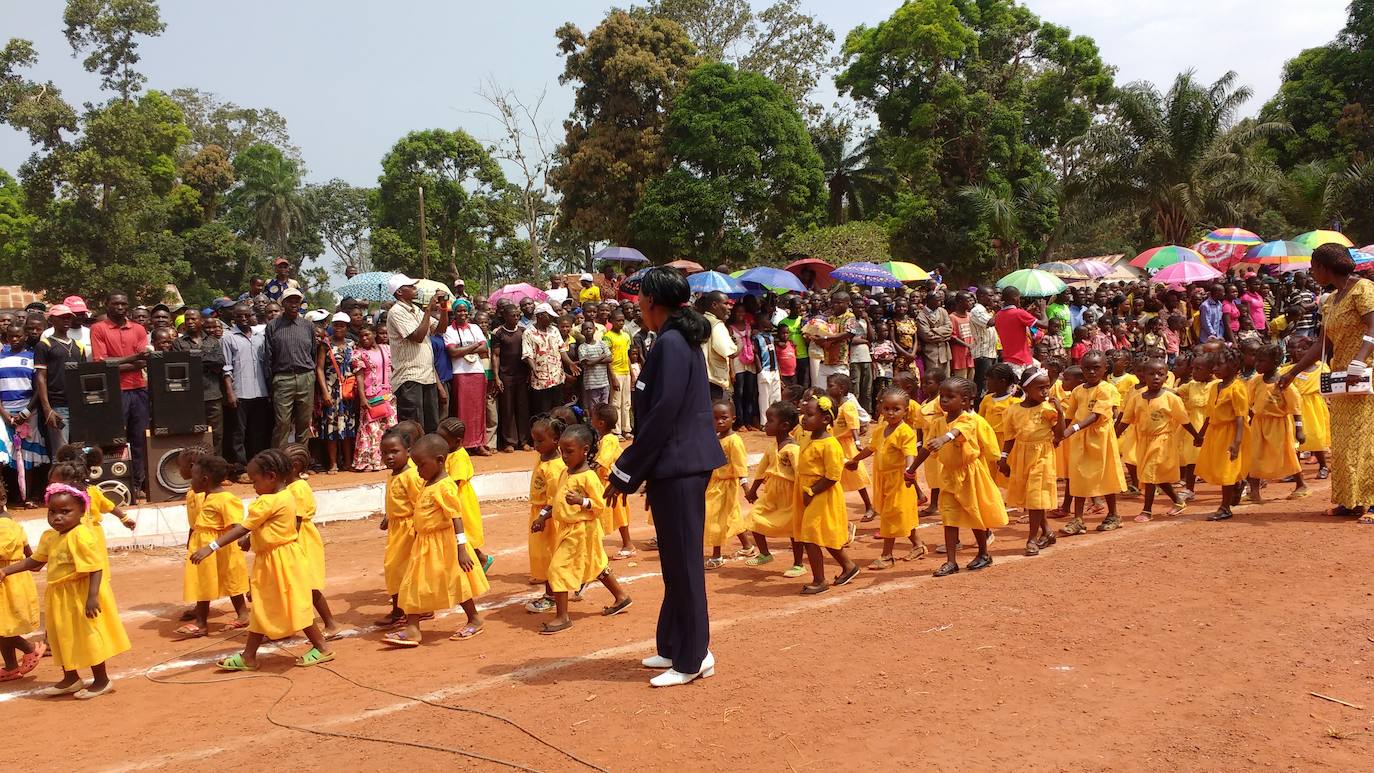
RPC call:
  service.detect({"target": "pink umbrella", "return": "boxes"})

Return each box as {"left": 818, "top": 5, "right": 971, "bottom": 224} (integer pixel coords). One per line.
{"left": 487, "top": 282, "right": 547, "bottom": 306}
{"left": 1149, "top": 261, "right": 1222, "bottom": 285}
{"left": 1067, "top": 259, "right": 1113, "bottom": 278}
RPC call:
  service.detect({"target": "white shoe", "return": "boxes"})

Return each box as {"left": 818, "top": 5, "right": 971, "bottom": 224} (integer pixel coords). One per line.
{"left": 649, "top": 651, "right": 714, "bottom": 687}
{"left": 641, "top": 654, "right": 672, "bottom": 669}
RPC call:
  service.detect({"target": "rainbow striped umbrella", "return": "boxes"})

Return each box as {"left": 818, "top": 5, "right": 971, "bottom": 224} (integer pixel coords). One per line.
{"left": 1035, "top": 261, "right": 1088, "bottom": 280}
{"left": 1243, "top": 240, "right": 1312, "bottom": 269}
{"left": 1202, "top": 227, "right": 1263, "bottom": 246}
{"left": 1293, "top": 230, "right": 1353, "bottom": 250}
{"left": 1130, "top": 245, "right": 1206, "bottom": 271}
{"left": 878, "top": 261, "right": 931, "bottom": 282}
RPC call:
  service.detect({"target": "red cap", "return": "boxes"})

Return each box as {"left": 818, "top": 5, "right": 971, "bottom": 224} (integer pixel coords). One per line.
{"left": 62, "top": 295, "right": 89, "bottom": 314}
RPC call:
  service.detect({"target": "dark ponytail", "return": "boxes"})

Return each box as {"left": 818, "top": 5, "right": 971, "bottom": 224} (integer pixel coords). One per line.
{"left": 642, "top": 267, "right": 710, "bottom": 347}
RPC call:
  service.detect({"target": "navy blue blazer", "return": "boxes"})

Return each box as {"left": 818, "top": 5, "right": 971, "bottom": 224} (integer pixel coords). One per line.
{"left": 609, "top": 327, "right": 726, "bottom": 492}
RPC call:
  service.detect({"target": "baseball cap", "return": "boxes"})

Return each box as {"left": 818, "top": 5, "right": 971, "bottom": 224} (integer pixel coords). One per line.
{"left": 280, "top": 288, "right": 304, "bottom": 301}
{"left": 533, "top": 302, "right": 556, "bottom": 318}
{"left": 24, "top": 301, "right": 46, "bottom": 313}
{"left": 305, "top": 309, "right": 329, "bottom": 322}
{"left": 151, "top": 303, "right": 171, "bottom": 314}
{"left": 212, "top": 297, "right": 236, "bottom": 310}
{"left": 454, "top": 278, "right": 466, "bottom": 286}
{"left": 273, "top": 257, "right": 290, "bottom": 267}
{"left": 330, "top": 311, "right": 351, "bottom": 324}
{"left": 48, "top": 304, "right": 73, "bottom": 317}
{"left": 579, "top": 273, "right": 593, "bottom": 282}
{"left": 62, "top": 295, "right": 88, "bottom": 314}
{"left": 387, "top": 273, "right": 418, "bottom": 296}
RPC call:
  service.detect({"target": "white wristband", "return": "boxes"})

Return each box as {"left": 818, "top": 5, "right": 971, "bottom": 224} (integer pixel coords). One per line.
{"left": 998, "top": 452, "right": 1008, "bottom": 460}
{"left": 581, "top": 497, "right": 592, "bottom": 509}
{"left": 208, "top": 540, "right": 220, "bottom": 552}
{"left": 1070, "top": 423, "right": 1080, "bottom": 433}
{"left": 456, "top": 532, "right": 468, "bottom": 545}
{"left": 943, "top": 432, "right": 956, "bottom": 442}
{"left": 1362, "top": 335, "right": 1374, "bottom": 346}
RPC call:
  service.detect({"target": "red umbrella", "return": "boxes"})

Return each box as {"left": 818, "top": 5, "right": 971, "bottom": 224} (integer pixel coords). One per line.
{"left": 665, "top": 259, "right": 705, "bottom": 274}
{"left": 784, "top": 258, "right": 835, "bottom": 289}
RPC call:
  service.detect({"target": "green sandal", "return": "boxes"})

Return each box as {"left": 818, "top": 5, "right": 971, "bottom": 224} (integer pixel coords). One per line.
{"left": 216, "top": 653, "right": 258, "bottom": 672}
{"left": 295, "top": 647, "right": 336, "bottom": 668}
{"left": 745, "top": 554, "right": 774, "bottom": 567}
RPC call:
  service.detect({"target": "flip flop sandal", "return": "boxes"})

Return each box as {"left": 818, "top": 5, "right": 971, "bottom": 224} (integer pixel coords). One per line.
{"left": 382, "top": 634, "right": 421, "bottom": 649}
{"left": 612, "top": 549, "right": 636, "bottom": 560}
{"left": 324, "top": 628, "right": 350, "bottom": 642}
{"left": 539, "top": 620, "right": 573, "bottom": 635}
{"left": 800, "top": 583, "right": 829, "bottom": 595}
{"left": 704, "top": 557, "right": 726, "bottom": 570}
{"left": 782, "top": 565, "right": 806, "bottom": 578}
{"left": 832, "top": 564, "right": 861, "bottom": 587}
{"left": 745, "top": 554, "right": 774, "bottom": 566}
{"left": 1167, "top": 503, "right": 1188, "bottom": 517}
{"left": 1289, "top": 489, "right": 1311, "bottom": 500}
{"left": 174, "top": 624, "right": 208, "bottom": 639}
{"left": 295, "top": 648, "right": 336, "bottom": 667}
{"left": 1134, "top": 512, "right": 1153, "bottom": 523}
{"left": 450, "top": 625, "right": 485, "bottom": 640}
{"left": 216, "top": 654, "right": 259, "bottom": 672}
{"left": 902, "top": 544, "right": 927, "bottom": 561}
{"left": 602, "top": 597, "right": 634, "bottom": 616}
{"left": 867, "top": 557, "right": 895, "bottom": 570}
{"left": 74, "top": 683, "right": 116, "bottom": 700}
{"left": 1357, "top": 514, "right": 1374, "bottom": 526}
{"left": 222, "top": 619, "right": 250, "bottom": 631}
{"left": 733, "top": 546, "right": 758, "bottom": 558}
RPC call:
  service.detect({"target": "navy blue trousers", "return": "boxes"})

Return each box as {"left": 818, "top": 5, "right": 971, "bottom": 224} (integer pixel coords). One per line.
{"left": 647, "top": 472, "right": 711, "bottom": 673}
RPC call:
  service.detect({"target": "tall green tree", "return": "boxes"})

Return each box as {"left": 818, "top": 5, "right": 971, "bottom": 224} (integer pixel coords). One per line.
{"left": 228, "top": 143, "right": 310, "bottom": 259}
{"left": 0, "top": 168, "right": 34, "bottom": 283}
{"left": 179, "top": 143, "right": 233, "bottom": 223}
{"left": 167, "top": 87, "right": 300, "bottom": 162}
{"left": 811, "top": 117, "right": 892, "bottom": 225}
{"left": 1, "top": 39, "right": 79, "bottom": 150}
{"left": 62, "top": 0, "right": 166, "bottom": 101}
{"left": 306, "top": 179, "right": 373, "bottom": 273}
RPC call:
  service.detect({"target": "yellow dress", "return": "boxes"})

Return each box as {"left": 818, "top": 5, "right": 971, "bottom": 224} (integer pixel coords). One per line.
{"left": 920, "top": 397, "right": 944, "bottom": 490}
{"left": 934, "top": 413, "right": 1009, "bottom": 530}
{"left": 797, "top": 435, "right": 848, "bottom": 548}
{"left": 1119, "top": 389, "right": 1143, "bottom": 467}
{"left": 244, "top": 490, "right": 314, "bottom": 639}
{"left": 399, "top": 477, "right": 489, "bottom": 614}
{"left": 1176, "top": 379, "right": 1213, "bottom": 467}
{"left": 1122, "top": 392, "right": 1190, "bottom": 485}
{"left": 82, "top": 485, "right": 116, "bottom": 567}
{"left": 978, "top": 391, "right": 1022, "bottom": 487}
{"left": 1247, "top": 377, "right": 1301, "bottom": 481}
{"left": 1051, "top": 381, "right": 1072, "bottom": 478}
{"left": 33, "top": 524, "right": 130, "bottom": 670}
{"left": 528, "top": 455, "right": 565, "bottom": 582}
{"left": 287, "top": 479, "right": 325, "bottom": 591}
{"left": 547, "top": 468, "right": 609, "bottom": 593}
{"left": 1283, "top": 364, "right": 1331, "bottom": 452}
{"left": 834, "top": 399, "right": 870, "bottom": 491}
{"left": 383, "top": 464, "right": 424, "bottom": 596}
{"left": 1002, "top": 402, "right": 1059, "bottom": 510}
{"left": 594, "top": 434, "right": 629, "bottom": 532}
{"left": 904, "top": 398, "right": 923, "bottom": 431}
{"left": 183, "top": 490, "right": 249, "bottom": 602}
{"left": 445, "top": 449, "right": 485, "bottom": 550}
{"left": 704, "top": 433, "right": 748, "bottom": 548}
{"left": 1196, "top": 379, "right": 1250, "bottom": 486}
{"left": 1065, "top": 382, "right": 1126, "bottom": 497}
{"left": 0, "top": 518, "right": 39, "bottom": 637}
{"left": 870, "top": 420, "right": 919, "bottom": 539}
{"left": 747, "top": 443, "right": 799, "bottom": 538}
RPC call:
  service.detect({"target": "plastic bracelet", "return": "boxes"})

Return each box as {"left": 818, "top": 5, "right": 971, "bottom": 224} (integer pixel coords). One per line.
{"left": 1363, "top": 335, "right": 1374, "bottom": 346}
{"left": 943, "top": 431, "right": 956, "bottom": 442}
{"left": 456, "top": 532, "right": 468, "bottom": 545}
{"left": 581, "top": 497, "right": 591, "bottom": 509}
{"left": 999, "top": 452, "right": 1008, "bottom": 459}
{"left": 208, "top": 540, "right": 220, "bottom": 552}
{"left": 1070, "top": 423, "right": 1081, "bottom": 433}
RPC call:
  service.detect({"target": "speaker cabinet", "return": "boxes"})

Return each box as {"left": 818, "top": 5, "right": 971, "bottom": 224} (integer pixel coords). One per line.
{"left": 64, "top": 361, "right": 126, "bottom": 447}
{"left": 145, "top": 430, "right": 212, "bottom": 502}
{"left": 88, "top": 458, "right": 137, "bottom": 508}
{"left": 148, "top": 350, "right": 206, "bottom": 435}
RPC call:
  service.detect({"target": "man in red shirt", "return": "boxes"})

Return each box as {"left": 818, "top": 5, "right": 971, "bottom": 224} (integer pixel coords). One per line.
{"left": 992, "top": 286, "right": 1048, "bottom": 376}
{"left": 90, "top": 292, "right": 151, "bottom": 494}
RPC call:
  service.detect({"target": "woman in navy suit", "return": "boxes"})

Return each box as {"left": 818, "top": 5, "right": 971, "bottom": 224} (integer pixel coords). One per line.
{"left": 607, "top": 268, "right": 725, "bottom": 687}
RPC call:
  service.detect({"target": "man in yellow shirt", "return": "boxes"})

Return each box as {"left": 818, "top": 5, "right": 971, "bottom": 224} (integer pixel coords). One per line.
{"left": 603, "top": 310, "right": 633, "bottom": 437}
{"left": 578, "top": 273, "right": 601, "bottom": 306}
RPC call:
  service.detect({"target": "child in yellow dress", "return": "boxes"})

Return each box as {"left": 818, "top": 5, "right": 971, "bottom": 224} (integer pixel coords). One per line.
{"left": 1245, "top": 343, "right": 1308, "bottom": 500}
{"left": 1111, "top": 354, "right": 1144, "bottom": 495}
{"left": 590, "top": 404, "right": 634, "bottom": 559}
{"left": 907, "top": 377, "right": 1008, "bottom": 576}
{"left": 284, "top": 444, "right": 343, "bottom": 639}
{"left": 915, "top": 367, "right": 948, "bottom": 516}
{"left": 176, "top": 453, "right": 249, "bottom": 637}
{"left": 1052, "top": 365, "right": 1083, "bottom": 517}
{"left": 998, "top": 367, "right": 1063, "bottom": 556}
{"left": 978, "top": 363, "right": 1022, "bottom": 489}
{"left": 196, "top": 449, "right": 333, "bottom": 671}
{"left": 704, "top": 400, "right": 753, "bottom": 568}
{"left": 53, "top": 444, "right": 135, "bottom": 560}
{"left": 1177, "top": 354, "right": 1213, "bottom": 498}
{"left": 0, "top": 485, "right": 43, "bottom": 682}
{"left": 1195, "top": 348, "right": 1249, "bottom": 521}
{"left": 437, "top": 417, "right": 493, "bottom": 572}
{"left": 795, "top": 396, "right": 861, "bottom": 594}
{"left": 1060, "top": 351, "right": 1127, "bottom": 534}
{"left": 826, "top": 373, "right": 875, "bottom": 524}
{"left": 893, "top": 371, "right": 929, "bottom": 507}
{"left": 745, "top": 401, "right": 805, "bottom": 575}
{"left": 1117, "top": 360, "right": 1197, "bottom": 522}
{"left": 531, "top": 424, "right": 632, "bottom": 634}
{"left": 1283, "top": 335, "right": 1330, "bottom": 479}
{"left": 1, "top": 483, "right": 130, "bottom": 698}
{"left": 378, "top": 426, "right": 424, "bottom": 627}
{"left": 382, "top": 434, "right": 490, "bottom": 646}
{"left": 846, "top": 388, "right": 926, "bottom": 569}
{"left": 524, "top": 413, "right": 567, "bottom": 614}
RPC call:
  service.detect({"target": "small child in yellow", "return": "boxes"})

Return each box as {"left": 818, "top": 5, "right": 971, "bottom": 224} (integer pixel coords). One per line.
{"left": 382, "top": 434, "right": 489, "bottom": 646}
{"left": 590, "top": 404, "right": 634, "bottom": 559}
{"left": 176, "top": 452, "right": 248, "bottom": 637}
{"left": 998, "top": 367, "right": 1063, "bottom": 556}
{"left": 908, "top": 377, "right": 1008, "bottom": 577}
{"left": 0, "top": 482, "right": 43, "bottom": 682}
{"left": 704, "top": 400, "right": 753, "bottom": 568}
{"left": 915, "top": 367, "right": 947, "bottom": 516}
{"left": 978, "top": 363, "right": 1022, "bottom": 489}
{"left": 1283, "top": 335, "right": 1330, "bottom": 479}
{"left": 52, "top": 444, "right": 135, "bottom": 561}
{"left": 826, "top": 373, "right": 876, "bottom": 524}
{"left": 377, "top": 426, "right": 423, "bottom": 627}
{"left": 893, "top": 372, "right": 930, "bottom": 508}
{"left": 284, "top": 444, "right": 343, "bottom": 640}
{"left": 531, "top": 423, "right": 632, "bottom": 634}
{"left": 1051, "top": 365, "right": 1082, "bottom": 518}
{"left": 745, "top": 401, "right": 805, "bottom": 575}
{"left": 846, "top": 387, "right": 925, "bottom": 568}
{"left": 1060, "top": 351, "right": 1126, "bottom": 534}
{"left": 1116, "top": 359, "right": 1197, "bottom": 522}
{"left": 796, "top": 396, "right": 861, "bottom": 595}
{"left": 1245, "top": 343, "right": 1307, "bottom": 501}
{"left": 1, "top": 483, "right": 130, "bottom": 698}
{"left": 1195, "top": 348, "right": 1250, "bottom": 522}
{"left": 437, "top": 417, "right": 493, "bottom": 572}
{"left": 1177, "top": 354, "right": 1213, "bottom": 498}
{"left": 524, "top": 413, "right": 567, "bottom": 614}
{"left": 1109, "top": 352, "right": 1143, "bottom": 494}
{"left": 197, "top": 449, "right": 333, "bottom": 671}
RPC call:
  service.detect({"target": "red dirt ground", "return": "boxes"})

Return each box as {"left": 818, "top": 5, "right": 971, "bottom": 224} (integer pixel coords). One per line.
{"left": 4, "top": 453, "right": 1372, "bottom": 772}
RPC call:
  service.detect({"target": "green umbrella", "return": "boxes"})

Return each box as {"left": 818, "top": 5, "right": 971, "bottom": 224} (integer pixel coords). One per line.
{"left": 995, "top": 268, "right": 1067, "bottom": 298}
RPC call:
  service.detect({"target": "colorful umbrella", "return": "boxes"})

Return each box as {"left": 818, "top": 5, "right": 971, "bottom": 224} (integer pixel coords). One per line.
{"left": 487, "top": 282, "right": 547, "bottom": 306}
{"left": 1202, "top": 227, "right": 1263, "bottom": 246}
{"left": 736, "top": 267, "right": 806, "bottom": 294}
{"left": 830, "top": 261, "right": 903, "bottom": 288}
{"left": 1243, "top": 240, "right": 1312, "bottom": 268}
{"left": 1130, "top": 245, "right": 1206, "bottom": 271}
{"left": 665, "top": 259, "right": 705, "bottom": 274}
{"left": 331, "top": 271, "right": 394, "bottom": 302}
{"left": 593, "top": 245, "right": 649, "bottom": 263}
{"left": 784, "top": 258, "right": 835, "bottom": 289}
{"left": 1362, "top": 244, "right": 1374, "bottom": 254}
{"left": 687, "top": 270, "right": 747, "bottom": 297}
{"left": 1066, "top": 259, "right": 1114, "bottom": 278}
{"left": 1149, "top": 261, "right": 1222, "bottom": 285}
{"left": 995, "top": 268, "right": 1067, "bottom": 298}
{"left": 1293, "top": 230, "right": 1353, "bottom": 250}
{"left": 1350, "top": 249, "right": 1374, "bottom": 272}
{"left": 878, "top": 261, "right": 931, "bottom": 282}
{"left": 413, "top": 278, "right": 452, "bottom": 303}
{"left": 620, "top": 267, "right": 651, "bottom": 295}
{"left": 1193, "top": 240, "right": 1247, "bottom": 270}
{"left": 1035, "top": 261, "right": 1088, "bottom": 280}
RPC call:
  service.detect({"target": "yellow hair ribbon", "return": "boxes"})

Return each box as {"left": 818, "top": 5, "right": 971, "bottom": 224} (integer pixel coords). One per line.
{"left": 815, "top": 395, "right": 836, "bottom": 419}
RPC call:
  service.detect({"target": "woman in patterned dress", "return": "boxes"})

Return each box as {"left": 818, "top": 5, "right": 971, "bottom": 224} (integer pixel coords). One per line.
{"left": 351, "top": 325, "right": 395, "bottom": 472}
{"left": 315, "top": 313, "right": 357, "bottom": 474}
{"left": 889, "top": 296, "right": 919, "bottom": 377}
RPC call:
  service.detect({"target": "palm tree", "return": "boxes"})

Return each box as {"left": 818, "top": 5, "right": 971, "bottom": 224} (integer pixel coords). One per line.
{"left": 959, "top": 178, "right": 1059, "bottom": 272}
{"left": 1082, "top": 70, "right": 1291, "bottom": 245}
{"left": 232, "top": 144, "right": 310, "bottom": 256}
{"left": 812, "top": 119, "right": 892, "bottom": 225}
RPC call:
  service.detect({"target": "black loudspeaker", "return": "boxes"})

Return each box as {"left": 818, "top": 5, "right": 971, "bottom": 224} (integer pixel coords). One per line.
{"left": 64, "top": 361, "right": 126, "bottom": 446}
{"left": 145, "top": 430, "right": 212, "bottom": 502}
{"left": 148, "top": 350, "right": 206, "bottom": 435}
{"left": 88, "top": 458, "right": 137, "bottom": 508}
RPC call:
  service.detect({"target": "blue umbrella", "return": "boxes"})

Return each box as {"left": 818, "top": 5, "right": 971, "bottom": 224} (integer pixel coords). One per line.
{"left": 332, "top": 271, "right": 393, "bottom": 301}
{"left": 830, "top": 261, "right": 903, "bottom": 288}
{"left": 736, "top": 266, "right": 806, "bottom": 293}
{"left": 687, "top": 270, "right": 748, "bottom": 297}
{"left": 593, "top": 245, "right": 649, "bottom": 263}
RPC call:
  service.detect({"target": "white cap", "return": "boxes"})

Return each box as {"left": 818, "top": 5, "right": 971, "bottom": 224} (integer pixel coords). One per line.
{"left": 330, "top": 312, "right": 351, "bottom": 324}
{"left": 280, "top": 287, "right": 303, "bottom": 301}
{"left": 305, "top": 309, "right": 329, "bottom": 322}
{"left": 387, "top": 273, "right": 418, "bottom": 295}
{"left": 579, "top": 273, "right": 593, "bottom": 282}
{"left": 533, "top": 302, "right": 556, "bottom": 318}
